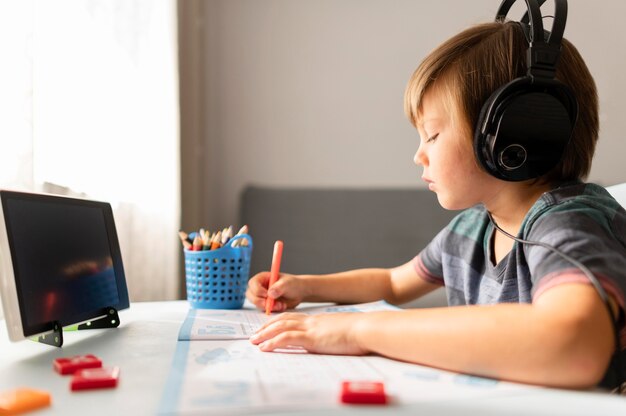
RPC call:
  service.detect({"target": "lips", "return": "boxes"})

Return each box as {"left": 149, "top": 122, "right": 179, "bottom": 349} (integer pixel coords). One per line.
{"left": 422, "top": 177, "right": 435, "bottom": 190}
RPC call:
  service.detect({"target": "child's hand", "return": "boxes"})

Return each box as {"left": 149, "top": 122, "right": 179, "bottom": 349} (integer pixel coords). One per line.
{"left": 249, "top": 312, "right": 368, "bottom": 356}
{"left": 245, "top": 272, "right": 305, "bottom": 312}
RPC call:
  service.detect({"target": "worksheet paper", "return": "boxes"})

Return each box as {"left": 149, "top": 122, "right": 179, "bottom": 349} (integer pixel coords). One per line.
{"left": 160, "top": 341, "right": 535, "bottom": 415}
{"left": 177, "top": 301, "right": 397, "bottom": 341}
{"left": 162, "top": 302, "right": 536, "bottom": 415}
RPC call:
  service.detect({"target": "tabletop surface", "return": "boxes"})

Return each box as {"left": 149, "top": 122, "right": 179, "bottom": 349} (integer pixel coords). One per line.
{"left": 2, "top": 300, "right": 626, "bottom": 415}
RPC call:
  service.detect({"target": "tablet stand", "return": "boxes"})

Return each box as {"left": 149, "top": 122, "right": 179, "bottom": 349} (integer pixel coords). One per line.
{"left": 37, "top": 321, "right": 63, "bottom": 348}
{"left": 36, "top": 307, "right": 121, "bottom": 348}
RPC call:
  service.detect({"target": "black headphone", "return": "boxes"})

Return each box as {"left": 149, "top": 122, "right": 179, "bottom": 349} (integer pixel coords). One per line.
{"left": 474, "top": 0, "right": 579, "bottom": 182}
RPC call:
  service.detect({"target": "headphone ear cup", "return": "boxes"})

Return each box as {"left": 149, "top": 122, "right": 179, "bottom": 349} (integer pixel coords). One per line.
{"left": 474, "top": 77, "right": 577, "bottom": 181}
{"left": 474, "top": 81, "right": 512, "bottom": 177}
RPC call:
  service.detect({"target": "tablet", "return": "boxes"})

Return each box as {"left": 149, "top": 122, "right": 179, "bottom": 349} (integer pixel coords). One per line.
{"left": 0, "top": 190, "right": 129, "bottom": 341}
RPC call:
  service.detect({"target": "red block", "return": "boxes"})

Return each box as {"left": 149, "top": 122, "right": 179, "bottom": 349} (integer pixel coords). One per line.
{"left": 70, "top": 367, "right": 120, "bottom": 391}
{"left": 53, "top": 354, "right": 103, "bottom": 375}
{"left": 340, "top": 381, "right": 388, "bottom": 405}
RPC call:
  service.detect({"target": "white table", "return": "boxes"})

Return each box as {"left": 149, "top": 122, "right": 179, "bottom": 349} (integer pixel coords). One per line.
{"left": 2, "top": 301, "right": 625, "bottom": 415}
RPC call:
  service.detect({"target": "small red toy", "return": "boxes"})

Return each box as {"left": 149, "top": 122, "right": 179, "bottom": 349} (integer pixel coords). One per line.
{"left": 53, "top": 354, "right": 103, "bottom": 375}
{"left": 340, "top": 381, "right": 388, "bottom": 405}
{"left": 70, "top": 366, "right": 120, "bottom": 391}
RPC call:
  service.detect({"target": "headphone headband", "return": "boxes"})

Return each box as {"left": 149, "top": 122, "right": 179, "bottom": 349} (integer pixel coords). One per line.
{"left": 496, "top": 0, "right": 568, "bottom": 79}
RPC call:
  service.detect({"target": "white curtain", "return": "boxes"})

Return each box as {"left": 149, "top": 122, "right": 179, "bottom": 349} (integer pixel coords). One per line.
{"left": 0, "top": 1, "right": 33, "bottom": 191}
{"left": 0, "top": 0, "right": 180, "bottom": 315}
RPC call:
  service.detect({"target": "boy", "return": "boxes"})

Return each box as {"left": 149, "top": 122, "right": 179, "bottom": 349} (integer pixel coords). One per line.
{"left": 246, "top": 1, "right": 626, "bottom": 391}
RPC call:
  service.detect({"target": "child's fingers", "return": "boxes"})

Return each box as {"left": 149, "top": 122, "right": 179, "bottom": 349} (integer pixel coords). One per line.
{"left": 272, "top": 300, "right": 287, "bottom": 312}
{"left": 245, "top": 284, "right": 289, "bottom": 312}
{"left": 255, "top": 312, "right": 307, "bottom": 332}
{"left": 247, "top": 272, "right": 270, "bottom": 295}
{"left": 244, "top": 290, "right": 287, "bottom": 312}
{"left": 245, "top": 273, "right": 272, "bottom": 310}
{"left": 267, "top": 300, "right": 286, "bottom": 312}
{"left": 244, "top": 288, "right": 267, "bottom": 310}
{"left": 246, "top": 284, "right": 267, "bottom": 302}
{"left": 258, "top": 331, "right": 311, "bottom": 352}
{"left": 267, "top": 276, "right": 290, "bottom": 299}
{"left": 251, "top": 314, "right": 309, "bottom": 346}
{"left": 247, "top": 273, "right": 301, "bottom": 311}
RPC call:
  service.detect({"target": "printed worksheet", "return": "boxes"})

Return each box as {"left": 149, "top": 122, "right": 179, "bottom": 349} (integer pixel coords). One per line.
{"left": 159, "top": 339, "right": 536, "bottom": 415}
{"left": 177, "top": 301, "right": 398, "bottom": 341}
{"left": 162, "top": 301, "right": 537, "bottom": 415}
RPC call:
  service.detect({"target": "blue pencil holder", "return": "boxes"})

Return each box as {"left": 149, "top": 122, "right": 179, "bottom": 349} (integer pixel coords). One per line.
{"left": 184, "top": 234, "right": 253, "bottom": 309}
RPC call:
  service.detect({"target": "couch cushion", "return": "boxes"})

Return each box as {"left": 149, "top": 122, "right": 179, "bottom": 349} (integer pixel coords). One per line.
{"left": 240, "top": 187, "right": 456, "bottom": 276}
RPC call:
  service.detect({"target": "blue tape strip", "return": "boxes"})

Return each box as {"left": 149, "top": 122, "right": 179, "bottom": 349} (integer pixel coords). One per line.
{"left": 158, "top": 340, "right": 191, "bottom": 414}
{"left": 177, "top": 308, "right": 197, "bottom": 341}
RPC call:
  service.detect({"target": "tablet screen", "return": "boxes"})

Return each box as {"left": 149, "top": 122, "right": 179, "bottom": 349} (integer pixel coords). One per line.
{"left": 0, "top": 191, "right": 129, "bottom": 338}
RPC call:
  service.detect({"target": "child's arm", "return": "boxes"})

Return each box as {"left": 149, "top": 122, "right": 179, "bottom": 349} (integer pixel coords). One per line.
{"left": 251, "top": 283, "right": 616, "bottom": 388}
{"left": 245, "top": 260, "right": 441, "bottom": 312}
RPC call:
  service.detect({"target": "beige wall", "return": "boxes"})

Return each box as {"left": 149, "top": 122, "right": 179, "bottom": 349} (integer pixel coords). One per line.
{"left": 180, "top": 0, "right": 626, "bottom": 231}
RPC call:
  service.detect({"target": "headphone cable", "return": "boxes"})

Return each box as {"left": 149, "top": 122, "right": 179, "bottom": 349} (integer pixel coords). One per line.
{"left": 487, "top": 211, "right": 624, "bottom": 392}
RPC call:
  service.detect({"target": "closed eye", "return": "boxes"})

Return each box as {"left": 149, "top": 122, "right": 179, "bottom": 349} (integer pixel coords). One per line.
{"left": 426, "top": 133, "right": 439, "bottom": 143}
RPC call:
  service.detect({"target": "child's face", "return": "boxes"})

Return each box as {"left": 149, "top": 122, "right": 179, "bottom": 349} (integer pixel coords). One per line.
{"left": 414, "top": 90, "right": 500, "bottom": 210}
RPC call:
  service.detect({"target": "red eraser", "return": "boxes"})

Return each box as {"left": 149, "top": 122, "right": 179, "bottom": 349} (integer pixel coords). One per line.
{"left": 70, "top": 367, "right": 120, "bottom": 391}
{"left": 340, "top": 381, "right": 387, "bottom": 405}
{"left": 53, "top": 354, "right": 103, "bottom": 375}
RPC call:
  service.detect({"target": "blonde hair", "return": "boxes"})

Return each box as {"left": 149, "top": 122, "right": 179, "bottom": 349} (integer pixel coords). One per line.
{"left": 404, "top": 21, "right": 599, "bottom": 182}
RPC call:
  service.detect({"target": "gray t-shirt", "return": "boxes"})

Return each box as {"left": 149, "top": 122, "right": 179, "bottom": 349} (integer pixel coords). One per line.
{"left": 414, "top": 182, "right": 626, "bottom": 389}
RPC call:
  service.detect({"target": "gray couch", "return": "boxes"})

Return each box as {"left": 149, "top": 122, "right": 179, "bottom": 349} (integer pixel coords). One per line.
{"left": 239, "top": 186, "right": 456, "bottom": 308}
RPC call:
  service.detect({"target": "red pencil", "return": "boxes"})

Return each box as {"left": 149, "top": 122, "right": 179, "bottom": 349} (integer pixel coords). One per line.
{"left": 265, "top": 240, "right": 284, "bottom": 314}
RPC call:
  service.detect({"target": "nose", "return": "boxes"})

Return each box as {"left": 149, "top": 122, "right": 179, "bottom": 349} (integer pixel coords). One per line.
{"left": 414, "top": 143, "right": 427, "bottom": 167}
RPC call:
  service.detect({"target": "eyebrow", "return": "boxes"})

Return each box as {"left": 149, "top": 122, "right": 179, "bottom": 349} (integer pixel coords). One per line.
{"left": 419, "top": 118, "right": 442, "bottom": 129}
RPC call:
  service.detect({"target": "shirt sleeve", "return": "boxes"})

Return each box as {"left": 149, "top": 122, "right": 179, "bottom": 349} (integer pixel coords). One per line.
{"left": 525, "top": 202, "right": 626, "bottom": 329}
{"left": 413, "top": 226, "right": 447, "bottom": 286}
